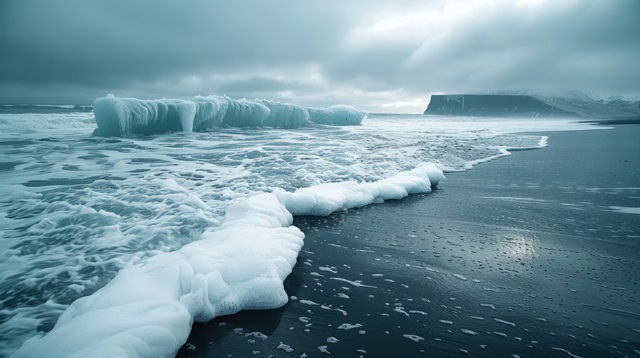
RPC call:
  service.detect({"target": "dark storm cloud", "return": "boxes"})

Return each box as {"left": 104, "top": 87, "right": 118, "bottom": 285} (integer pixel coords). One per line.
{"left": 0, "top": 1, "right": 345, "bottom": 83}
{"left": 323, "top": 0, "right": 640, "bottom": 96}
{"left": 409, "top": 1, "right": 640, "bottom": 95}
{"left": 1, "top": 0, "right": 638, "bottom": 111}
{"left": 216, "top": 77, "right": 319, "bottom": 96}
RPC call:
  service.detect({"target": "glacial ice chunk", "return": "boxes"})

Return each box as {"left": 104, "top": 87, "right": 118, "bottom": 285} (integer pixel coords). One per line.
{"left": 308, "top": 105, "right": 367, "bottom": 126}
{"left": 92, "top": 95, "right": 367, "bottom": 137}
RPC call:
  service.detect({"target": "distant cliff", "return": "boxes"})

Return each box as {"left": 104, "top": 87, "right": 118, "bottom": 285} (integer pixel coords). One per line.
{"left": 424, "top": 94, "right": 640, "bottom": 119}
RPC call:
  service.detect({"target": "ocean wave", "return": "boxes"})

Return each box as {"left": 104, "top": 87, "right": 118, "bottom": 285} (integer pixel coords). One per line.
{"left": 0, "top": 112, "right": 97, "bottom": 135}
{"left": 10, "top": 164, "right": 443, "bottom": 357}
{"left": 1, "top": 112, "right": 600, "bottom": 356}
{"left": 93, "top": 95, "right": 368, "bottom": 137}
{"left": 0, "top": 104, "right": 92, "bottom": 114}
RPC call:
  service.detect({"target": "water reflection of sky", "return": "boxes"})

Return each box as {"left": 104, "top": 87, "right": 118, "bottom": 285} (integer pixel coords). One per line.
{"left": 500, "top": 232, "right": 536, "bottom": 261}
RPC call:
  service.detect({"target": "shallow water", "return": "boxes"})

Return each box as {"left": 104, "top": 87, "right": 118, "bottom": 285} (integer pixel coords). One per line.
{"left": 180, "top": 126, "right": 640, "bottom": 357}
{"left": 0, "top": 110, "right": 600, "bottom": 356}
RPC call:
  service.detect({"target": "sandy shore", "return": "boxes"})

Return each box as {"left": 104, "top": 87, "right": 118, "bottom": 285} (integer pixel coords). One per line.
{"left": 179, "top": 124, "right": 640, "bottom": 357}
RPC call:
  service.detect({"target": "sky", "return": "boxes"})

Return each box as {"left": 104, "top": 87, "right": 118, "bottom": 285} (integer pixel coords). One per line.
{"left": 1, "top": 0, "right": 639, "bottom": 113}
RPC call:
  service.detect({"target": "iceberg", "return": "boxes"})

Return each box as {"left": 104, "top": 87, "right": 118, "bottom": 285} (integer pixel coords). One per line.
{"left": 255, "top": 99, "right": 310, "bottom": 128}
{"left": 308, "top": 105, "right": 365, "bottom": 126}
{"left": 93, "top": 95, "right": 367, "bottom": 137}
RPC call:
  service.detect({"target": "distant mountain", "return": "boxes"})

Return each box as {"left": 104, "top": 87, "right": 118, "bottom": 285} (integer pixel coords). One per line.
{"left": 424, "top": 94, "right": 640, "bottom": 119}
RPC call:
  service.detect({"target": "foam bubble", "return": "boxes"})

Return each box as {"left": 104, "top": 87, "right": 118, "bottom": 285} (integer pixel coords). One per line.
{"left": 2, "top": 111, "right": 603, "bottom": 355}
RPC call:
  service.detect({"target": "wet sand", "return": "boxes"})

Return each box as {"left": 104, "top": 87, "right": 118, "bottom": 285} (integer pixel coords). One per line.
{"left": 179, "top": 124, "right": 640, "bottom": 357}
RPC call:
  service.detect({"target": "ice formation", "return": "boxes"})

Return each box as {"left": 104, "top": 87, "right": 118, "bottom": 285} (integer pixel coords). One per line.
{"left": 276, "top": 164, "right": 444, "bottom": 216}
{"left": 11, "top": 164, "right": 444, "bottom": 358}
{"left": 308, "top": 105, "right": 365, "bottom": 126}
{"left": 93, "top": 95, "right": 367, "bottom": 136}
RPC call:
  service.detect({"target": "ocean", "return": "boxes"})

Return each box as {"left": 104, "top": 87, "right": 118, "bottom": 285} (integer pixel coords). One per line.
{"left": 0, "top": 100, "right": 604, "bottom": 357}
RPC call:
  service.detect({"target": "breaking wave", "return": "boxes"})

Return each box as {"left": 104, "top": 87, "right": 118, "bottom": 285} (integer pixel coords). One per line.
{"left": 1, "top": 105, "right": 600, "bottom": 357}
{"left": 10, "top": 165, "right": 443, "bottom": 358}
{"left": 93, "top": 95, "right": 367, "bottom": 137}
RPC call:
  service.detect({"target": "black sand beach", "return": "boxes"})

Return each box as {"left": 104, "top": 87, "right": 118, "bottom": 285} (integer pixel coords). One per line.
{"left": 179, "top": 124, "right": 640, "bottom": 357}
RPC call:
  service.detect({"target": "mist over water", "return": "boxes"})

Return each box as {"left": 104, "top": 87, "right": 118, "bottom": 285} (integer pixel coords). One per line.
{"left": 0, "top": 108, "right": 599, "bottom": 356}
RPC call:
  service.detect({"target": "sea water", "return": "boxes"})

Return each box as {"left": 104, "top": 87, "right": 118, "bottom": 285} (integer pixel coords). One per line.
{"left": 0, "top": 102, "right": 599, "bottom": 357}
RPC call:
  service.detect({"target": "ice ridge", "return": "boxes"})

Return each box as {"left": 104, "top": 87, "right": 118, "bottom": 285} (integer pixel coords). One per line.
{"left": 93, "top": 95, "right": 368, "bottom": 137}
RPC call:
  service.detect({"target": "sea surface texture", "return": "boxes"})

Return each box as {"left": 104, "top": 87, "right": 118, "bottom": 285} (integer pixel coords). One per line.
{"left": 0, "top": 99, "right": 598, "bottom": 357}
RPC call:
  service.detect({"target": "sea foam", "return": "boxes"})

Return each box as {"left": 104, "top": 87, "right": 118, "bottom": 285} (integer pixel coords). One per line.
{"left": 2, "top": 108, "right": 600, "bottom": 356}
{"left": 11, "top": 164, "right": 443, "bottom": 357}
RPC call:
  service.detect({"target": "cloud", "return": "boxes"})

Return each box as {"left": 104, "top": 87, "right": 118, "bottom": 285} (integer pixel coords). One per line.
{"left": 326, "top": 0, "right": 640, "bottom": 95}
{"left": 1, "top": 0, "right": 638, "bottom": 112}
{"left": 1, "top": 1, "right": 351, "bottom": 83}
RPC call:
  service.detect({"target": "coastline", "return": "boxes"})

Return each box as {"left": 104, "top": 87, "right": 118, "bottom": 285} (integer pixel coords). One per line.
{"left": 179, "top": 123, "right": 640, "bottom": 357}
{"left": 580, "top": 117, "right": 640, "bottom": 125}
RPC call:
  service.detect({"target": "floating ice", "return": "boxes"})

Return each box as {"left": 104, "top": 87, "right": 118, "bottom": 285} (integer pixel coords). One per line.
{"left": 92, "top": 95, "right": 367, "bottom": 136}
{"left": 256, "top": 99, "right": 310, "bottom": 128}
{"left": 308, "top": 105, "right": 365, "bottom": 126}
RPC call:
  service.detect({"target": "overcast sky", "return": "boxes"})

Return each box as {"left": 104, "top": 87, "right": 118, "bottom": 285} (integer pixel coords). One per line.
{"left": 1, "top": 0, "right": 638, "bottom": 112}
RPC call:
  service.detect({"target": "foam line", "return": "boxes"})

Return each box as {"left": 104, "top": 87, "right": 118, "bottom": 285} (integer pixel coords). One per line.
{"left": 11, "top": 164, "right": 443, "bottom": 357}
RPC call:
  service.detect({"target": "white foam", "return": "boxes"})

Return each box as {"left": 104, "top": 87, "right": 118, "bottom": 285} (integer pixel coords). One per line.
{"left": 402, "top": 334, "right": 425, "bottom": 343}
{"left": 608, "top": 206, "right": 640, "bottom": 215}
{"left": 2, "top": 112, "right": 603, "bottom": 355}
{"left": 277, "top": 342, "right": 294, "bottom": 353}
{"left": 329, "top": 277, "right": 377, "bottom": 289}
{"left": 11, "top": 164, "right": 444, "bottom": 357}
{"left": 338, "top": 323, "right": 363, "bottom": 330}
{"left": 494, "top": 318, "right": 516, "bottom": 326}
{"left": 551, "top": 347, "right": 582, "bottom": 358}
{"left": 275, "top": 163, "right": 444, "bottom": 216}
{"left": 245, "top": 332, "right": 268, "bottom": 341}
{"left": 0, "top": 112, "right": 96, "bottom": 135}
{"left": 11, "top": 193, "right": 303, "bottom": 357}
